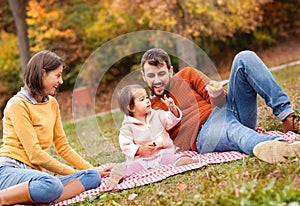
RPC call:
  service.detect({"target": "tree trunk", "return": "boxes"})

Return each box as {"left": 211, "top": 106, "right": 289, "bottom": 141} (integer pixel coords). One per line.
{"left": 8, "top": 0, "right": 30, "bottom": 74}
{"left": 175, "top": 38, "right": 198, "bottom": 69}
{"left": 172, "top": 0, "right": 198, "bottom": 70}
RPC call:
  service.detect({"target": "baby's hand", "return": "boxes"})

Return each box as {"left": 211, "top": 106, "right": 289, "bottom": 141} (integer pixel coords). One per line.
{"left": 160, "top": 94, "right": 179, "bottom": 117}
{"left": 137, "top": 143, "right": 156, "bottom": 156}
{"left": 160, "top": 95, "right": 176, "bottom": 109}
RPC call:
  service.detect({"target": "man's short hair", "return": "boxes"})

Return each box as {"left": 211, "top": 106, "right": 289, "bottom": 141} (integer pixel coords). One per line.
{"left": 141, "top": 48, "right": 171, "bottom": 71}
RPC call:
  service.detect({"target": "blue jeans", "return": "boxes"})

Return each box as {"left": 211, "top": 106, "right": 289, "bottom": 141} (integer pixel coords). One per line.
{"left": 0, "top": 158, "right": 101, "bottom": 204}
{"left": 196, "top": 50, "right": 294, "bottom": 154}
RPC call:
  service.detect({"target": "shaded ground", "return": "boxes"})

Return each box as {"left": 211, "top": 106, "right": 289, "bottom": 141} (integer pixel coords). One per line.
{"left": 56, "top": 37, "right": 300, "bottom": 123}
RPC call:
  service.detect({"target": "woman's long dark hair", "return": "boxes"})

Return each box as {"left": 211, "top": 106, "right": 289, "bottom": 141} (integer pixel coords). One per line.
{"left": 23, "top": 50, "right": 65, "bottom": 96}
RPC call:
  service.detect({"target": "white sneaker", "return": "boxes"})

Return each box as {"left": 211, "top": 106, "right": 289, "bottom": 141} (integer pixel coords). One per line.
{"left": 175, "top": 156, "right": 200, "bottom": 167}
{"left": 253, "top": 140, "right": 300, "bottom": 163}
{"left": 106, "top": 163, "right": 127, "bottom": 188}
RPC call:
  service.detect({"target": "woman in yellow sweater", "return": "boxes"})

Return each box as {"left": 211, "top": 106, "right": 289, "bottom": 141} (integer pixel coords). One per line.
{"left": 0, "top": 50, "right": 110, "bottom": 205}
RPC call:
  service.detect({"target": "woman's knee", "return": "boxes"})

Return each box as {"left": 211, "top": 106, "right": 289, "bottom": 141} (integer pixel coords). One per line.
{"left": 77, "top": 169, "right": 101, "bottom": 191}
{"left": 29, "top": 175, "right": 63, "bottom": 203}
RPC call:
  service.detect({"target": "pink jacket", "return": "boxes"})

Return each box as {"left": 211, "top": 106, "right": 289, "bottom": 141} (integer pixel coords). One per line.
{"left": 119, "top": 106, "right": 182, "bottom": 162}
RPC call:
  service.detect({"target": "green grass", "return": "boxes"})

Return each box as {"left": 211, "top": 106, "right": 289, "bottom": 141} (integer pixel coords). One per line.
{"left": 58, "top": 65, "right": 300, "bottom": 205}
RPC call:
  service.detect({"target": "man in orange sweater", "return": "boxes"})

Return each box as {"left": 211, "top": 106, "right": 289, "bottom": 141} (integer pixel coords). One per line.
{"left": 141, "top": 48, "right": 300, "bottom": 164}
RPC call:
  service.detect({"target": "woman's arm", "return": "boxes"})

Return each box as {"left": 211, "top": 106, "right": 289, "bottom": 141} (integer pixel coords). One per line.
{"left": 52, "top": 98, "right": 93, "bottom": 171}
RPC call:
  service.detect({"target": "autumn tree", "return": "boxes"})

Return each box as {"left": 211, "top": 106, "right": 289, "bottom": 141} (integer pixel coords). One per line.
{"left": 87, "top": 0, "right": 273, "bottom": 69}
{"left": 135, "top": 0, "right": 273, "bottom": 63}
{"left": 8, "top": 0, "right": 30, "bottom": 73}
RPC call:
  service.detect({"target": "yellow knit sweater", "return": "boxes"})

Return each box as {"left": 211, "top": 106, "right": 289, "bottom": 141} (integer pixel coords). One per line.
{"left": 0, "top": 95, "right": 92, "bottom": 175}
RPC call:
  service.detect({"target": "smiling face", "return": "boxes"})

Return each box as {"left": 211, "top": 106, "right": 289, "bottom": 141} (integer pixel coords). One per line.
{"left": 142, "top": 61, "right": 173, "bottom": 96}
{"left": 42, "top": 65, "right": 64, "bottom": 96}
{"left": 129, "top": 88, "right": 151, "bottom": 117}
{"left": 24, "top": 50, "right": 65, "bottom": 100}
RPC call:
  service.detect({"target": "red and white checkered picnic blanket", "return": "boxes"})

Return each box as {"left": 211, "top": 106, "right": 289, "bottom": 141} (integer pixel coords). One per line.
{"left": 53, "top": 129, "right": 300, "bottom": 206}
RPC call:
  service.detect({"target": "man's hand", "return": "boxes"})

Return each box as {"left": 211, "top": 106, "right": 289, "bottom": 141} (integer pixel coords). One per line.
{"left": 205, "top": 80, "right": 229, "bottom": 97}
{"left": 205, "top": 80, "right": 229, "bottom": 107}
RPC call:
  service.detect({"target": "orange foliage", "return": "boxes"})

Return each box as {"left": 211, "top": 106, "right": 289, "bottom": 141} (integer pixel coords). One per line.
{"left": 97, "top": 0, "right": 273, "bottom": 41}
{"left": 26, "top": 0, "right": 76, "bottom": 56}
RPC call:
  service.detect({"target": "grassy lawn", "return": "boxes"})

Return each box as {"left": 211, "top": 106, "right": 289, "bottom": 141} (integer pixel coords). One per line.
{"left": 59, "top": 65, "right": 300, "bottom": 205}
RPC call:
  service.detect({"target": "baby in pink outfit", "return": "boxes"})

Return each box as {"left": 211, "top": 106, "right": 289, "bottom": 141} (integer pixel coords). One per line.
{"left": 107, "top": 84, "right": 199, "bottom": 188}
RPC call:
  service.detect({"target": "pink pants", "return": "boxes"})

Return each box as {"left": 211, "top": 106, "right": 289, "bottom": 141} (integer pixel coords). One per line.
{"left": 125, "top": 152, "right": 182, "bottom": 176}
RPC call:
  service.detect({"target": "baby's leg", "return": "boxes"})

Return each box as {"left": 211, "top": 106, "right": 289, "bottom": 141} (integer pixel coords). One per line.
{"left": 106, "top": 163, "right": 127, "bottom": 189}
{"left": 126, "top": 162, "right": 144, "bottom": 176}
{"left": 160, "top": 152, "right": 179, "bottom": 165}
{"left": 174, "top": 155, "right": 200, "bottom": 166}
{"left": 161, "top": 152, "right": 200, "bottom": 167}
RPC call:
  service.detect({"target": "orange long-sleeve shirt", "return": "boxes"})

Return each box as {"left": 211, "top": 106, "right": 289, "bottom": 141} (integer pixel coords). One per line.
{"left": 150, "top": 67, "right": 213, "bottom": 151}
{"left": 0, "top": 95, "right": 92, "bottom": 175}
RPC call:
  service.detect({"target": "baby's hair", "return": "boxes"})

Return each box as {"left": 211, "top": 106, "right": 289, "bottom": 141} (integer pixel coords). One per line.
{"left": 118, "top": 84, "right": 147, "bottom": 116}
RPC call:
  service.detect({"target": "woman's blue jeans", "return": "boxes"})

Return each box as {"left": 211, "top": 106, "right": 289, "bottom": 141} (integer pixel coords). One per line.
{"left": 0, "top": 163, "right": 101, "bottom": 204}
{"left": 196, "top": 50, "right": 294, "bottom": 154}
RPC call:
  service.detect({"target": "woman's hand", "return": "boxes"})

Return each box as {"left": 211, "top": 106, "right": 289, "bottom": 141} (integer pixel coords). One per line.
{"left": 93, "top": 165, "right": 113, "bottom": 177}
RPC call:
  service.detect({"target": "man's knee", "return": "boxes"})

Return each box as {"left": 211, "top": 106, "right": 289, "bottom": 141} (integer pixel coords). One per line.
{"left": 234, "top": 50, "right": 257, "bottom": 61}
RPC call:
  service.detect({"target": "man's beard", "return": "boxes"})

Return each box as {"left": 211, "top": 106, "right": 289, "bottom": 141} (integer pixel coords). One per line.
{"left": 151, "top": 82, "right": 170, "bottom": 97}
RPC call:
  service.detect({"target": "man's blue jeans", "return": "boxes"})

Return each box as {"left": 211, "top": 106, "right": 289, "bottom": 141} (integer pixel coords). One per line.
{"left": 0, "top": 159, "right": 101, "bottom": 204}
{"left": 196, "top": 50, "right": 294, "bottom": 154}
